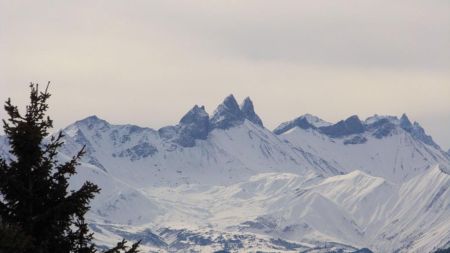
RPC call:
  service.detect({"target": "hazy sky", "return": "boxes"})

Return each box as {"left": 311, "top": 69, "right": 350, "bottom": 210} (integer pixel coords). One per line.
{"left": 1, "top": 0, "right": 449, "bottom": 149}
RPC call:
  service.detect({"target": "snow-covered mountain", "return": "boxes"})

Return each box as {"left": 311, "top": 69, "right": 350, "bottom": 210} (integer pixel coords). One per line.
{"left": 1, "top": 95, "right": 449, "bottom": 252}
{"left": 275, "top": 113, "right": 448, "bottom": 183}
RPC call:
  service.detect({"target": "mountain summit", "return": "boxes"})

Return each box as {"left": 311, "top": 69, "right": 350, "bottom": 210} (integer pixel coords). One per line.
{"left": 210, "top": 95, "right": 245, "bottom": 129}
{"left": 240, "top": 97, "right": 263, "bottom": 127}
{"left": 210, "top": 94, "right": 264, "bottom": 130}
{"left": 274, "top": 114, "right": 331, "bottom": 134}
{"left": 176, "top": 105, "right": 210, "bottom": 147}
{"left": 320, "top": 115, "right": 365, "bottom": 138}
{"left": 275, "top": 113, "right": 441, "bottom": 149}
{"left": 8, "top": 95, "right": 446, "bottom": 252}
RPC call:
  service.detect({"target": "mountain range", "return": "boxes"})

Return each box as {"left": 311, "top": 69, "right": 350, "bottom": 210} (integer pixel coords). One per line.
{"left": 1, "top": 95, "right": 449, "bottom": 253}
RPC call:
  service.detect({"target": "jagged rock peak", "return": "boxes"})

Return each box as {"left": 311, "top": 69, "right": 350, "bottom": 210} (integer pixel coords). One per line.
{"left": 275, "top": 114, "right": 365, "bottom": 137}
{"left": 180, "top": 105, "right": 209, "bottom": 125}
{"left": 320, "top": 115, "right": 365, "bottom": 138}
{"left": 177, "top": 104, "right": 210, "bottom": 147}
{"left": 210, "top": 94, "right": 245, "bottom": 129}
{"left": 345, "top": 115, "right": 364, "bottom": 128}
{"left": 222, "top": 94, "right": 241, "bottom": 112}
{"left": 364, "top": 114, "right": 399, "bottom": 125}
{"left": 397, "top": 114, "right": 439, "bottom": 149}
{"left": 400, "top": 113, "right": 413, "bottom": 131}
{"left": 411, "top": 121, "right": 439, "bottom": 149}
{"left": 159, "top": 105, "right": 211, "bottom": 148}
{"left": 275, "top": 112, "right": 442, "bottom": 149}
{"left": 240, "top": 97, "right": 263, "bottom": 127}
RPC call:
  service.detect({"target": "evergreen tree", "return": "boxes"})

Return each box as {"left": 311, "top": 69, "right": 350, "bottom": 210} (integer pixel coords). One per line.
{"left": 0, "top": 83, "right": 140, "bottom": 253}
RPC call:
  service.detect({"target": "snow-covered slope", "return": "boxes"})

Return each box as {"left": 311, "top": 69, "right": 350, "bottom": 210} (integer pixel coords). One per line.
{"left": 1, "top": 95, "right": 449, "bottom": 252}
{"left": 277, "top": 114, "right": 449, "bottom": 183}
{"left": 374, "top": 166, "right": 450, "bottom": 252}
{"left": 59, "top": 96, "right": 340, "bottom": 188}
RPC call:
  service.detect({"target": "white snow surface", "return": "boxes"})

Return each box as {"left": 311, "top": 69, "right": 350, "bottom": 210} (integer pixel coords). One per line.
{"left": 1, "top": 112, "right": 450, "bottom": 252}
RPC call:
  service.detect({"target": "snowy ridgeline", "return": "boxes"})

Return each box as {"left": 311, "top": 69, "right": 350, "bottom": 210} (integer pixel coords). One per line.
{"left": 1, "top": 95, "right": 450, "bottom": 253}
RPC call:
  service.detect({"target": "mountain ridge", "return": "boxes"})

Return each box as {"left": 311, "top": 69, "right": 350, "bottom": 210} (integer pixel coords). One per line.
{"left": 61, "top": 92, "right": 443, "bottom": 153}
{"left": 1, "top": 94, "right": 449, "bottom": 252}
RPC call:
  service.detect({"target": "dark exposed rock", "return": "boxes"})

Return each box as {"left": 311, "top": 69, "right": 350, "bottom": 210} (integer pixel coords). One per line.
{"left": 176, "top": 105, "right": 210, "bottom": 147}
{"left": 319, "top": 115, "right": 365, "bottom": 138}
{"left": 368, "top": 119, "right": 396, "bottom": 139}
{"left": 400, "top": 114, "right": 439, "bottom": 148}
{"left": 114, "top": 142, "right": 158, "bottom": 161}
{"left": 352, "top": 248, "right": 374, "bottom": 253}
{"left": 344, "top": 136, "right": 368, "bottom": 145}
{"left": 400, "top": 113, "right": 413, "bottom": 132}
{"left": 210, "top": 95, "right": 245, "bottom": 129}
{"left": 240, "top": 97, "right": 263, "bottom": 127}
{"left": 158, "top": 126, "right": 178, "bottom": 140}
{"left": 410, "top": 122, "right": 440, "bottom": 149}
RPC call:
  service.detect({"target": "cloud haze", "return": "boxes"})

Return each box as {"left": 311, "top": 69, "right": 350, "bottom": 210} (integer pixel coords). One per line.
{"left": 1, "top": 0, "right": 449, "bottom": 149}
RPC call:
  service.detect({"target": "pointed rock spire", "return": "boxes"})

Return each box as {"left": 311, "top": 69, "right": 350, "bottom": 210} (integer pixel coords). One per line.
{"left": 411, "top": 121, "right": 439, "bottom": 149}
{"left": 400, "top": 113, "right": 413, "bottom": 132}
{"left": 180, "top": 105, "right": 209, "bottom": 125}
{"left": 240, "top": 97, "right": 263, "bottom": 127}
{"left": 398, "top": 114, "right": 439, "bottom": 148}
{"left": 210, "top": 95, "right": 245, "bottom": 129}
{"left": 344, "top": 115, "right": 365, "bottom": 132}
{"left": 222, "top": 94, "right": 241, "bottom": 112}
{"left": 176, "top": 105, "right": 210, "bottom": 147}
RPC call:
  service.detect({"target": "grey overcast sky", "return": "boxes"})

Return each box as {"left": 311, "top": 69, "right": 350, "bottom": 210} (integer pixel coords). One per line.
{"left": 0, "top": 0, "right": 449, "bottom": 149}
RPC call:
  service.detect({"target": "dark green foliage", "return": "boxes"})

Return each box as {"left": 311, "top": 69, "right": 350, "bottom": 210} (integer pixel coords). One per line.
{"left": 104, "top": 240, "right": 140, "bottom": 253}
{"left": 0, "top": 222, "right": 33, "bottom": 253}
{"left": 0, "top": 83, "right": 140, "bottom": 253}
